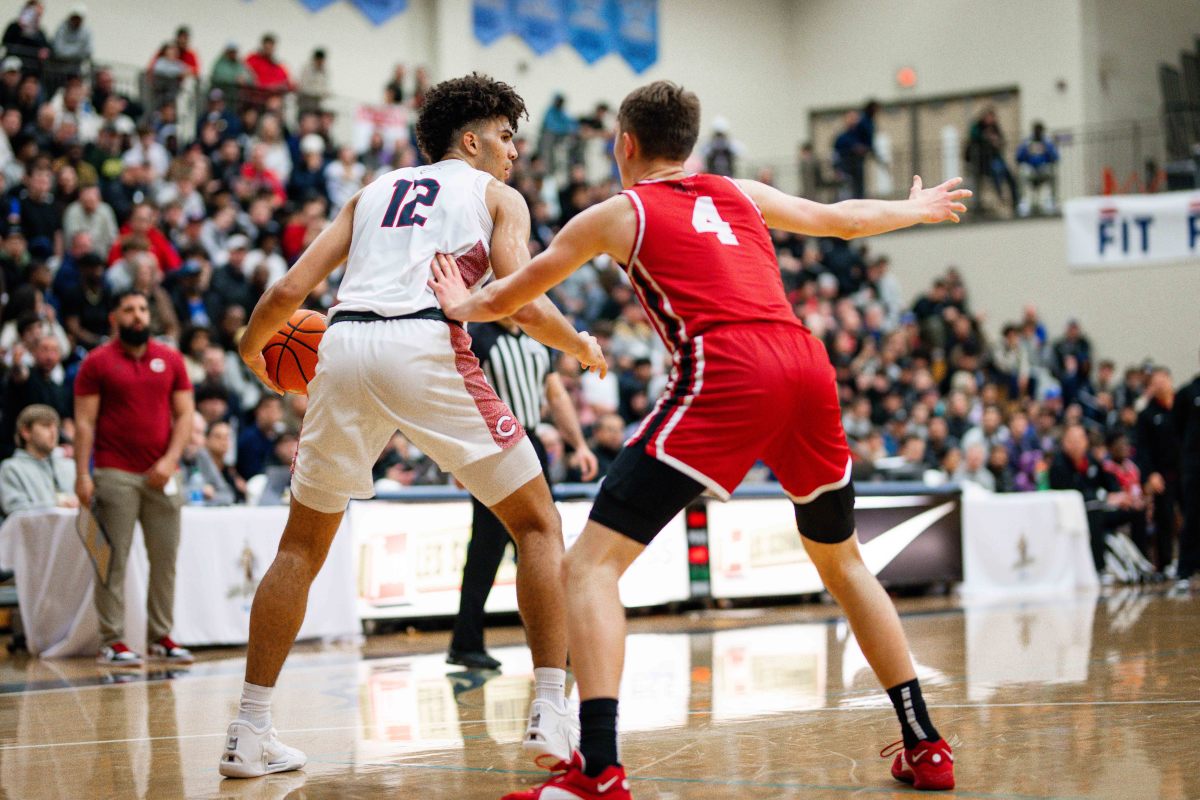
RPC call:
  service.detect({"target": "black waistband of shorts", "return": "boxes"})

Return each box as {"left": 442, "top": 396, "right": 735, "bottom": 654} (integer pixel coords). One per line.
{"left": 329, "top": 308, "right": 461, "bottom": 327}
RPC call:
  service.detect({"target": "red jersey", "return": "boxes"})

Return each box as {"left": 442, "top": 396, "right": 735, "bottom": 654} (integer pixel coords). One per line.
{"left": 74, "top": 340, "right": 191, "bottom": 473}
{"left": 620, "top": 174, "right": 850, "bottom": 502}
{"left": 621, "top": 174, "right": 800, "bottom": 353}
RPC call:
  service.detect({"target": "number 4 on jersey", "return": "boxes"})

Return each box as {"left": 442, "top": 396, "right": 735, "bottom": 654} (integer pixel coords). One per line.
{"left": 691, "top": 196, "right": 739, "bottom": 245}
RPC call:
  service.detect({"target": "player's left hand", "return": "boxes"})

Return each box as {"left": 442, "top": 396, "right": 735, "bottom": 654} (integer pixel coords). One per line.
{"left": 429, "top": 252, "right": 471, "bottom": 319}
{"left": 144, "top": 457, "right": 177, "bottom": 490}
{"left": 242, "top": 351, "right": 284, "bottom": 395}
{"left": 575, "top": 331, "right": 608, "bottom": 379}
{"left": 572, "top": 446, "right": 599, "bottom": 482}
{"left": 910, "top": 176, "right": 972, "bottom": 224}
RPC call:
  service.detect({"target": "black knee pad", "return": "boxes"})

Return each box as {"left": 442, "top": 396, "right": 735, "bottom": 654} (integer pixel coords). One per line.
{"left": 589, "top": 446, "right": 704, "bottom": 545}
{"left": 794, "top": 483, "right": 856, "bottom": 543}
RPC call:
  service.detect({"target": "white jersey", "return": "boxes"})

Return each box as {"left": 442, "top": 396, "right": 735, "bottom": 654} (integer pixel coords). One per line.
{"left": 334, "top": 159, "right": 495, "bottom": 318}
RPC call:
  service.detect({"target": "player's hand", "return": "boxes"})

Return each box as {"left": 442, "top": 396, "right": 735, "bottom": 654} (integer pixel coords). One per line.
{"left": 572, "top": 445, "right": 599, "bottom": 482}
{"left": 75, "top": 473, "right": 94, "bottom": 509}
{"left": 428, "top": 252, "right": 472, "bottom": 319}
{"left": 910, "top": 176, "right": 972, "bottom": 224}
{"left": 242, "top": 351, "right": 284, "bottom": 395}
{"left": 144, "top": 457, "right": 177, "bottom": 490}
{"left": 575, "top": 331, "right": 608, "bottom": 379}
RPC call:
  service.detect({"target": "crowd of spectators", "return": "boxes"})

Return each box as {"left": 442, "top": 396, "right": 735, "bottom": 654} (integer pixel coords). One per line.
{"left": 0, "top": 4, "right": 1195, "bottom": 588}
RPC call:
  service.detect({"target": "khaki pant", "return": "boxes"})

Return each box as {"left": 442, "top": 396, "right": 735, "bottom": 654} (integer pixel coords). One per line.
{"left": 92, "top": 468, "right": 183, "bottom": 646}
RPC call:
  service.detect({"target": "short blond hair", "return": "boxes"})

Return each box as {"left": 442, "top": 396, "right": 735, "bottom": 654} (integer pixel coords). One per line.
{"left": 15, "top": 404, "right": 60, "bottom": 444}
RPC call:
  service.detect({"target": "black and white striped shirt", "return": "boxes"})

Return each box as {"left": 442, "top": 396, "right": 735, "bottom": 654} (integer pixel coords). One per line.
{"left": 470, "top": 322, "right": 551, "bottom": 430}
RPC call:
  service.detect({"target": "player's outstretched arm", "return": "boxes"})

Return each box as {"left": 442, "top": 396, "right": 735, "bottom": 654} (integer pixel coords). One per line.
{"left": 239, "top": 190, "right": 362, "bottom": 391}
{"left": 737, "top": 176, "right": 971, "bottom": 239}
{"left": 484, "top": 182, "right": 606, "bottom": 375}
{"left": 431, "top": 195, "right": 629, "bottom": 322}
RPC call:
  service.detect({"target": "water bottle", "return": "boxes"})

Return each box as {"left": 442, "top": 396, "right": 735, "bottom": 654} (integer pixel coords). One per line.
{"left": 187, "top": 468, "right": 207, "bottom": 505}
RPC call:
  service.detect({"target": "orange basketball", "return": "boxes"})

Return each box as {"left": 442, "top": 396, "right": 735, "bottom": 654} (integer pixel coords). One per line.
{"left": 263, "top": 309, "right": 326, "bottom": 394}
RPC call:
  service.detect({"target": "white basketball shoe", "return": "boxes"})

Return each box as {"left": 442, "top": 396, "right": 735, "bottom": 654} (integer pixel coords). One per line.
{"left": 522, "top": 698, "right": 579, "bottom": 766}
{"left": 218, "top": 719, "right": 307, "bottom": 778}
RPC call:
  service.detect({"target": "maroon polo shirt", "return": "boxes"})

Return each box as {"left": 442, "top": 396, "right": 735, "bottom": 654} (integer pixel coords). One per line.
{"left": 74, "top": 339, "right": 192, "bottom": 473}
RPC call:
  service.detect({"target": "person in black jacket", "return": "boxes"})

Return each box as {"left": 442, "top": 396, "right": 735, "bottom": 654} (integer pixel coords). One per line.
{"left": 1, "top": 332, "right": 71, "bottom": 459}
{"left": 1050, "top": 423, "right": 1121, "bottom": 573}
{"left": 1136, "top": 367, "right": 1181, "bottom": 572}
{"left": 1173, "top": 356, "right": 1200, "bottom": 583}
{"left": 2, "top": 2, "right": 51, "bottom": 74}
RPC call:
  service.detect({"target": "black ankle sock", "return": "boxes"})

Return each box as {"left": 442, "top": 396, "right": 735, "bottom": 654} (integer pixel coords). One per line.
{"left": 578, "top": 698, "right": 620, "bottom": 777}
{"left": 886, "top": 678, "right": 940, "bottom": 749}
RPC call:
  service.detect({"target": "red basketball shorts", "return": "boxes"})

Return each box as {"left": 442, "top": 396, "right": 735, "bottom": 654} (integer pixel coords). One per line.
{"left": 627, "top": 323, "right": 852, "bottom": 503}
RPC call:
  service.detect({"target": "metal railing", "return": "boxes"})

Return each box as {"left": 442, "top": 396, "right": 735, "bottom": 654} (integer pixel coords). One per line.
{"left": 744, "top": 114, "right": 1200, "bottom": 219}
{"left": 14, "top": 55, "right": 370, "bottom": 147}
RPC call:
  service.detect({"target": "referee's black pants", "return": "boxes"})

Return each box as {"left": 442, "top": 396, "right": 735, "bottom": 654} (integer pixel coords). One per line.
{"left": 450, "top": 435, "right": 550, "bottom": 654}
{"left": 1151, "top": 479, "right": 1180, "bottom": 571}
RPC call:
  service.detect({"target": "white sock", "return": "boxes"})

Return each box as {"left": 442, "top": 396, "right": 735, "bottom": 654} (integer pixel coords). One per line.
{"left": 534, "top": 667, "right": 567, "bottom": 706}
{"left": 237, "top": 681, "right": 273, "bottom": 730}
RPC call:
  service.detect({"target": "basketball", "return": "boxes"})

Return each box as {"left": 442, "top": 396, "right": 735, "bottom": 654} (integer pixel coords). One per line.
{"left": 262, "top": 309, "right": 326, "bottom": 394}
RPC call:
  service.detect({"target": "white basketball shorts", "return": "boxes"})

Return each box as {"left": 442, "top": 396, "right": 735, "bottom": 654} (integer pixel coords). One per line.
{"left": 290, "top": 318, "right": 542, "bottom": 513}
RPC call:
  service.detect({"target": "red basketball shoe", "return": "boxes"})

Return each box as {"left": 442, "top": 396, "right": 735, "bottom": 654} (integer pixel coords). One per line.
{"left": 501, "top": 752, "right": 631, "bottom": 800}
{"left": 882, "top": 738, "right": 955, "bottom": 790}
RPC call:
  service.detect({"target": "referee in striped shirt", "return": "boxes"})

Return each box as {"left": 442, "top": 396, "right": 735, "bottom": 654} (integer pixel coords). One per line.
{"left": 447, "top": 318, "right": 598, "bottom": 670}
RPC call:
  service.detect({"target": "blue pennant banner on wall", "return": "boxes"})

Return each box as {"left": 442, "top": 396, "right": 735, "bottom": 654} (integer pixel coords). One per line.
{"left": 566, "top": 0, "right": 615, "bottom": 64}
{"left": 613, "top": 0, "right": 657, "bottom": 73}
{"left": 473, "top": 0, "right": 513, "bottom": 45}
{"left": 472, "top": 0, "right": 657, "bottom": 72}
{"left": 296, "top": 0, "right": 339, "bottom": 10}
{"left": 349, "top": 0, "right": 409, "bottom": 26}
{"left": 513, "top": 0, "right": 568, "bottom": 55}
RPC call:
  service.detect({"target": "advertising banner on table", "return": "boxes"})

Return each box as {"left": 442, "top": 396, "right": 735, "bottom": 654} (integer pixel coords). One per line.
{"left": 351, "top": 499, "right": 688, "bottom": 619}
{"left": 959, "top": 486, "right": 1097, "bottom": 598}
{"left": 566, "top": 0, "right": 616, "bottom": 63}
{"left": 473, "top": 0, "right": 514, "bottom": 45}
{"left": 514, "top": 0, "right": 569, "bottom": 55}
{"left": 707, "top": 493, "right": 961, "bottom": 600}
{"left": 1065, "top": 190, "right": 1200, "bottom": 269}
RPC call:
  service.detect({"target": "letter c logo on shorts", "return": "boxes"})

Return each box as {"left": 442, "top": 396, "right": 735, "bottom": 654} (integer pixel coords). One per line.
{"left": 496, "top": 415, "right": 518, "bottom": 438}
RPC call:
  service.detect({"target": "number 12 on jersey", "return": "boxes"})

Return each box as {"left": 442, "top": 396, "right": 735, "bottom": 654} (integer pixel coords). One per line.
{"left": 381, "top": 178, "right": 441, "bottom": 228}
{"left": 691, "top": 196, "right": 739, "bottom": 245}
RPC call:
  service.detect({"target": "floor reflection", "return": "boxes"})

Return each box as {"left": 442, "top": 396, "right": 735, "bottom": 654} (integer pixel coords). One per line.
{"left": 0, "top": 587, "right": 1198, "bottom": 799}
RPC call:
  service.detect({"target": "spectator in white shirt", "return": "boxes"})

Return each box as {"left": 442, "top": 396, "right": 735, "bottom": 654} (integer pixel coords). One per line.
{"left": 323, "top": 145, "right": 364, "bottom": 212}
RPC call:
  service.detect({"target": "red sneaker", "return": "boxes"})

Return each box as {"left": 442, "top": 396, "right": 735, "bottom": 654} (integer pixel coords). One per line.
{"left": 502, "top": 752, "right": 631, "bottom": 800}
{"left": 882, "top": 738, "right": 955, "bottom": 791}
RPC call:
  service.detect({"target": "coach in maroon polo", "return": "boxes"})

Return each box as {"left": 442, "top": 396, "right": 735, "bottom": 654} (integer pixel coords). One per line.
{"left": 74, "top": 290, "right": 196, "bottom": 667}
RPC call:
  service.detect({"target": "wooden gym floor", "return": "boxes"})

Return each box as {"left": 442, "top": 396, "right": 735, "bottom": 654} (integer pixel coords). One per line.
{"left": 0, "top": 587, "right": 1197, "bottom": 799}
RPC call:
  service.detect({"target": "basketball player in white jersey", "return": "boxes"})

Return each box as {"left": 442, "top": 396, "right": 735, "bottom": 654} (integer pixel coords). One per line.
{"left": 218, "top": 74, "right": 605, "bottom": 779}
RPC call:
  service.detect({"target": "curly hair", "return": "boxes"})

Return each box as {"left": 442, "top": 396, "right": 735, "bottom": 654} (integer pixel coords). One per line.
{"left": 415, "top": 73, "right": 528, "bottom": 163}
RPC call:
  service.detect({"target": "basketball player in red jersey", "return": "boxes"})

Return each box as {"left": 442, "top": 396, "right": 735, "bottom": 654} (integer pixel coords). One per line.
{"left": 430, "top": 81, "right": 970, "bottom": 798}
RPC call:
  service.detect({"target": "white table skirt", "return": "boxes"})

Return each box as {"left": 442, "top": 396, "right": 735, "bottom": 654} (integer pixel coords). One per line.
{"left": 960, "top": 485, "right": 1099, "bottom": 598}
{"left": 0, "top": 506, "right": 358, "bottom": 657}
